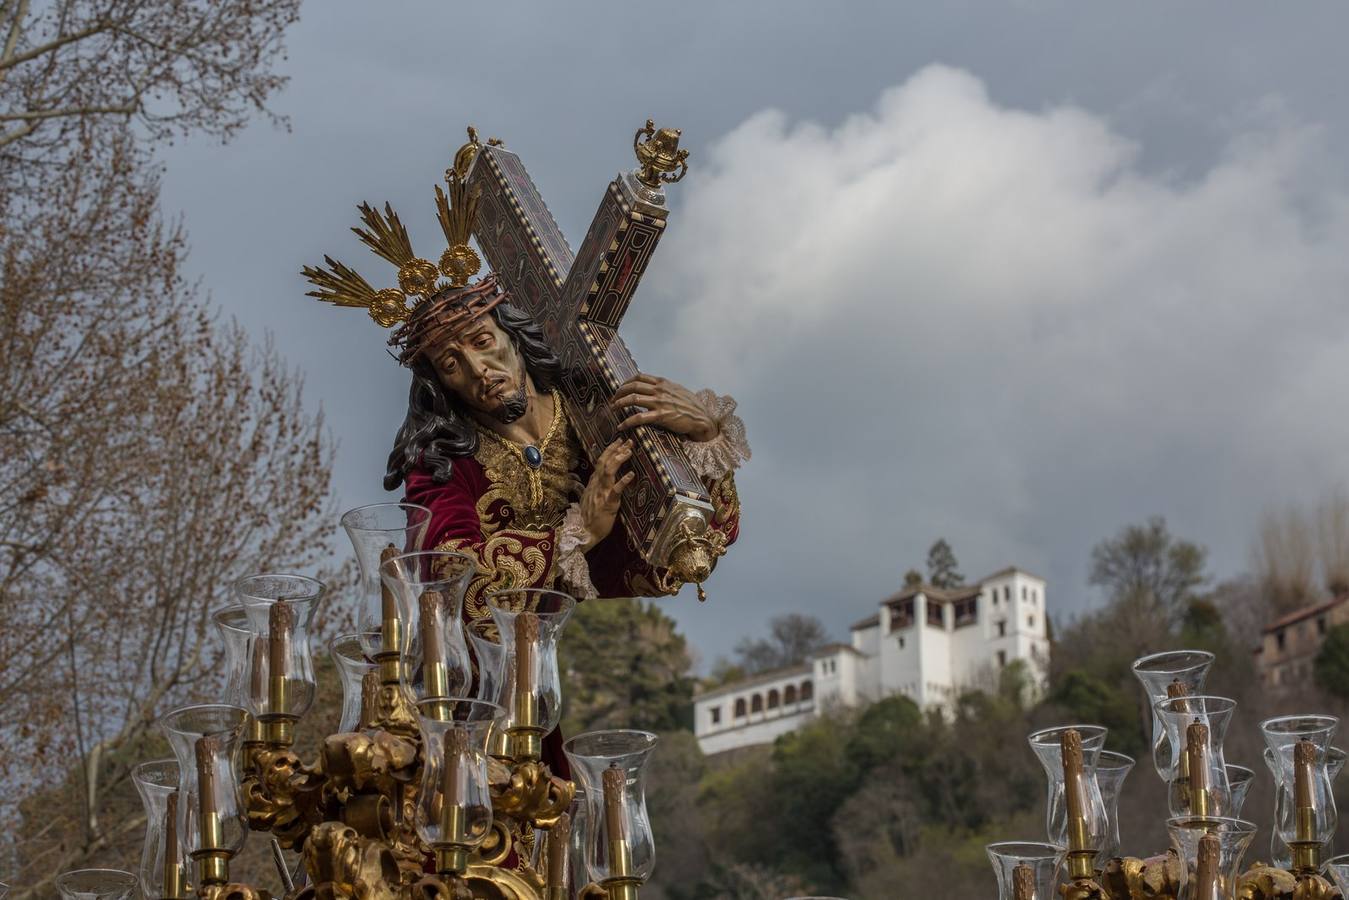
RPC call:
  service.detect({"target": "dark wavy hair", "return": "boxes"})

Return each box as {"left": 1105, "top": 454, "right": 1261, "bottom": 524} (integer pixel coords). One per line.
{"left": 383, "top": 301, "right": 563, "bottom": 491}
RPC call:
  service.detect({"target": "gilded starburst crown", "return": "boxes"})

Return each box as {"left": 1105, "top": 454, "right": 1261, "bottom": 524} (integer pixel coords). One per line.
{"left": 301, "top": 127, "right": 499, "bottom": 330}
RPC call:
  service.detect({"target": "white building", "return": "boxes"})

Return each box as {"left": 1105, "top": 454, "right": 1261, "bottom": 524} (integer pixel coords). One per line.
{"left": 693, "top": 567, "right": 1050, "bottom": 755}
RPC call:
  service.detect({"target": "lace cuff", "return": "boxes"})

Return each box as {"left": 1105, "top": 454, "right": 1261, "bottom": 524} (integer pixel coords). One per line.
{"left": 683, "top": 389, "right": 751, "bottom": 481}
{"left": 557, "top": 502, "right": 598, "bottom": 600}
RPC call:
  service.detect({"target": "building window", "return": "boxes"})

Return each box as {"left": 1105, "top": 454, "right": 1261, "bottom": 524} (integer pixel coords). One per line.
{"left": 784, "top": 684, "right": 797, "bottom": 704}
{"left": 897, "top": 635, "right": 905, "bottom": 649}
{"left": 751, "top": 694, "right": 763, "bottom": 713}
{"left": 1319, "top": 617, "right": 1328, "bottom": 636}
{"left": 1276, "top": 630, "right": 1286, "bottom": 651}
{"left": 734, "top": 698, "right": 746, "bottom": 717}
{"left": 998, "top": 650, "right": 1007, "bottom": 667}
{"left": 767, "top": 689, "right": 780, "bottom": 709}
{"left": 1028, "top": 615, "right": 1035, "bottom": 629}
{"left": 800, "top": 681, "right": 814, "bottom": 702}
{"left": 927, "top": 601, "right": 944, "bottom": 628}
{"left": 997, "top": 620, "right": 1007, "bottom": 638}
{"left": 710, "top": 707, "right": 721, "bottom": 725}
{"left": 953, "top": 597, "right": 977, "bottom": 628}
{"left": 890, "top": 597, "right": 915, "bottom": 630}
{"left": 1004, "top": 586, "right": 1011, "bottom": 601}
{"left": 1022, "top": 586, "right": 1027, "bottom": 600}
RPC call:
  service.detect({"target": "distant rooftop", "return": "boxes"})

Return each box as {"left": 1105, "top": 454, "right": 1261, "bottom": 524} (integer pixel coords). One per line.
{"left": 849, "top": 566, "right": 1041, "bottom": 631}
{"left": 850, "top": 613, "right": 880, "bottom": 631}
{"left": 977, "top": 565, "right": 1045, "bottom": 583}
{"left": 694, "top": 662, "right": 812, "bottom": 703}
{"left": 810, "top": 642, "right": 863, "bottom": 658}
{"left": 881, "top": 583, "right": 982, "bottom": 607}
{"left": 1262, "top": 594, "right": 1349, "bottom": 634}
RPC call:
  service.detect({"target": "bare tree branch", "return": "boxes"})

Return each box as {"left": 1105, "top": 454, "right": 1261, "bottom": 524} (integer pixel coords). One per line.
{"left": 0, "top": 2, "right": 309, "bottom": 891}
{"left": 0, "top": 102, "right": 135, "bottom": 121}
{"left": 0, "top": 0, "right": 30, "bottom": 73}
{"left": 0, "top": 17, "right": 105, "bottom": 71}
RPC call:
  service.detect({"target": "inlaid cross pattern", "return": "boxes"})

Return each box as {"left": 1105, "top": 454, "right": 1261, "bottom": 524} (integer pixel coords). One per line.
{"left": 463, "top": 125, "right": 715, "bottom": 583}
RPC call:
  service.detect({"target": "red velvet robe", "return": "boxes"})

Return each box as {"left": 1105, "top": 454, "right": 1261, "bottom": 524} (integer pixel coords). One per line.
{"left": 402, "top": 446, "right": 740, "bottom": 617}
{"left": 401, "top": 425, "right": 740, "bottom": 776}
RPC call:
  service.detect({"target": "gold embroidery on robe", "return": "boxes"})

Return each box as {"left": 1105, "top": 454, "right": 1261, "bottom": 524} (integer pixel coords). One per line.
{"left": 437, "top": 531, "right": 555, "bottom": 622}
{"left": 472, "top": 412, "right": 582, "bottom": 535}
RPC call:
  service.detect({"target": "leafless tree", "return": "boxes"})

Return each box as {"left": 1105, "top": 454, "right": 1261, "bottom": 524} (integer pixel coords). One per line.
{"left": 1, "top": 146, "right": 334, "bottom": 893}
{"left": 1, "top": 0, "right": 298, "bottom": 163}
{"left": 1255, "top": 506, "right": 1322, "bottom": 615}
{"left": 1, "top": 1, "right": 307, "bottom": 893}
{"left": 1318, "top": 489, "right": 1349, "bottom": 597}
{"left": 733, "top": 613, "right": 830, "bottom": 675}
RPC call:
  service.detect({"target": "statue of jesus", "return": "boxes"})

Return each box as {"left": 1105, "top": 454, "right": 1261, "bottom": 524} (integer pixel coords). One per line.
{"left": 380, "top": 275, "right": 747, "bottom": 623}
{"left": 304, "top": 129, "right": 747, "bottom": 626}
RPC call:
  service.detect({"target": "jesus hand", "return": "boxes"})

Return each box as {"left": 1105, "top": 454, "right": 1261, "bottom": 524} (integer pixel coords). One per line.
{"left": 611, "top": 373, "right": 719, "bottom": 442}
{"left": 579, "top": 438, "right": 636, "bottom": 550}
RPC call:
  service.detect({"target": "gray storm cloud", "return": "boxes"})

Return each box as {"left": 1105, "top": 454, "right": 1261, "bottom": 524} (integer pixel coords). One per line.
{"left": 629, "top": 65, "right": 1349, "bottom": 656}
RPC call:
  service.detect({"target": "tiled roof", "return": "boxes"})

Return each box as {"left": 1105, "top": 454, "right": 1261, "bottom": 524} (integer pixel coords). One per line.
{"left": 881, "top": 583, "right": 982, "bottom": 606}
{"left": 1262, "top": 595, "right": 1349, "bottom": 634}
{"left": 810, "top": 642, "right": 863, "bottom": 658}
{"left": 850, "top": 613, "right": 880, "bottom": 631}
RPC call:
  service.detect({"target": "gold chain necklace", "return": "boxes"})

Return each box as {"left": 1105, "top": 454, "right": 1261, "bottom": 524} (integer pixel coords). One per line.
{"left": 479, "top": 388, "right": 564, "bottom": 509}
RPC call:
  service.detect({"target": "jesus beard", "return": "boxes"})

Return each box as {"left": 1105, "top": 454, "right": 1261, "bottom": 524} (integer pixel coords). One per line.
{"left": 484, "top": 360, "right": 529, "bottom": 424}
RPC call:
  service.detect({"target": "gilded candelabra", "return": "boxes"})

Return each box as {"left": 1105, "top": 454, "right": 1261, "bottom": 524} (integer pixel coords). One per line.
{"left": 87, "top": 502, "right": 662, "bottom": 900}
{"left": 993, "top": 650, "right": 1349, "bottom": 900}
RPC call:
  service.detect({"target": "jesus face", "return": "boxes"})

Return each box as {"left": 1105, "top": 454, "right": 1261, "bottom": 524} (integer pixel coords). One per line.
{"left": 427, "top": 315, "right": 530, "bottom": 423}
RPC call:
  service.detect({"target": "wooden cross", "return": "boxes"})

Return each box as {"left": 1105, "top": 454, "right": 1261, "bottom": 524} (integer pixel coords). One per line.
{"left": 461, "top": 123, "right": 717, "bottom": 585}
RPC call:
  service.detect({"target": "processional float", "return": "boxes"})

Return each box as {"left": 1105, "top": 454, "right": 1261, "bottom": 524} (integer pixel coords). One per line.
{"left": 27, "top": 120, "right": 703, "bottom": 900}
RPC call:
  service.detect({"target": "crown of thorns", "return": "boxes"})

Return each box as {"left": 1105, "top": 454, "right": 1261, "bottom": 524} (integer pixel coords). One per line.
{"left": 301, "top": 127, "right": 506, "bottom": 362}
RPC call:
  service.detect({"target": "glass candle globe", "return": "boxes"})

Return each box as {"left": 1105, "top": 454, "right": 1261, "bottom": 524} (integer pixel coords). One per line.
{"left": 211, "top": 605, "right": 265, "bottom": 746}
{"left": 1155, "top": 695, "right": 1236, "bottom": 818}
{"left": 379, "top": 550, "right": 476, "bottom": 707}
{"left": 1265, "top": 745, "right": 1346, "bottom": 868}
{"left": 1027, "top": 725, "right": 1109, "bottom": 856}
{"left": 341, "top": 502, "right": 432, "bottom": 656}
{"left": 158, "top": 704, "right": 250, "bottom": 883}
{"left": 564, "top": 730, "right": 659, "bottom": 887}
{"left": 488, "top": 589, "right": 575, "bottom": 760}
{"left": 1225, "top": 765, "right": 1255, "bottom": 819}
{"left": 210, "top": 606, "right": 250, "bottom": 706}
{"left": 1166, "top": 816, "right": 1255, "bottom": 900}
{"left": 1096, "top": 750, "right": 1134, "bottom": 861}
{"left": 467, "top": 618, "right": 511, "bottom": 758}
{"left": 986, "top": 841, "right": 1061, "bottom": 900}
{"left": 234, "top": 574, "right": 322, "bottom": 744}
{"left": 467, "top": 618, "right": 508, "bottom": 705}
{"left": 132, "top": 759, "right": 187, "bottom": 899}
{"left": 1323, "top": 853, "right": 1349, "bottom": 897}
{"left": 330, "top": 632, "right": 380, "bottom": 733}
{"left": 1261, "top": 715, "right": 1339, "bottom": 849}
{"left": 414, "top": 699, "right": 505, "bottom": 872}
{"left": 567, "top": 789, "right": 590, "bottom": 894}
{"left": 54, "top": 869, "right": 137, "bottom": 900}
{"left": 1132, "top": 650, "right": 1215, "bottom": 779}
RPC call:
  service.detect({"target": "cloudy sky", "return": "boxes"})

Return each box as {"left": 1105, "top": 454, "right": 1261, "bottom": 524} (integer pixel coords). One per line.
{"left": 159, "top": 1, "right": 1349, "bottom": 668}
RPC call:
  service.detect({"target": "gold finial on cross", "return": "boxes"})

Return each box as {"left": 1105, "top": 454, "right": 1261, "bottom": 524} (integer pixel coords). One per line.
{"left": 633, "top": 119, "right": 689, "bottom": 188}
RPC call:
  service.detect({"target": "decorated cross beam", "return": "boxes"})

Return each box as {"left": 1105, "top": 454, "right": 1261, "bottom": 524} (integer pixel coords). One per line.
{"left": 457, "top": 123, "right": 718, "bottom": 588}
